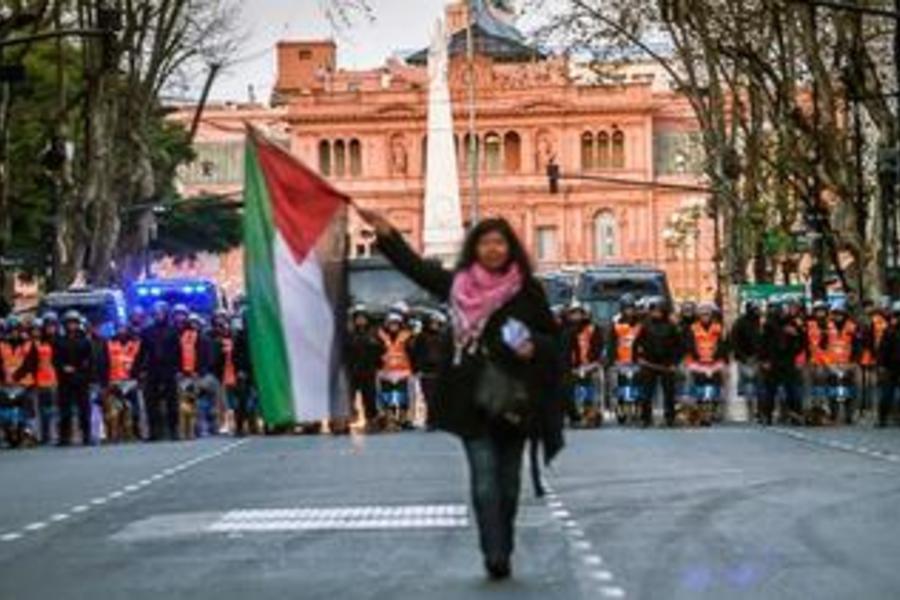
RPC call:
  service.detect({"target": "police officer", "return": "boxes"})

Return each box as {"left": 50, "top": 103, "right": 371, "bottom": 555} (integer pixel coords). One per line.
{"left": 564, "top": 302, "right": 603, "bottom": 426}
{"left": 878, "top": 301, "right": 900, "bottom": 426}
{"left": 230, "top": 314, "right": 257, "bottom": 436}
{"left": 731, "top": 300, "right": 764, "bottom": 413}
{"left": 377, "top": 312, "right": 415, "bottom": 429}
{"left": 20, "top": 317, "right": 59, "bottom": 444}
{"left": 758, "top": 302, "right": 805, "bottom": 425}
{"left": 861, "top": 298, "right": 890, "bottom": 415}
{"left": 53, "top": 311, "right": 95, "bottom": 446}
{"left": 633, "top": 297, "right": 682, "bottom": 427}
{"left": 411, "top": 311, "right": 450, "bottom": 431}
{"left": 182, "top": 312, "right": 215, "bottom": 436}
{"left": 346, "top": 306, "right": 385, "bottom": 431}
{"left": 103, "top": 322, "right": 143, "bottom": 439}
{"left": 135, "top": 301, "right": 181, "bottom": 441}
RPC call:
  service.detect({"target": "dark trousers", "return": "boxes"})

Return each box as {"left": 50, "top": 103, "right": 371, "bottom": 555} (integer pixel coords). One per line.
{"left": 639, "top": 368, "right": 676, "bottom": 425}
{"left": 879, "top": 373, "right": 900, "bottom": 426}
{"left": 760, "top": 368, "right": 802, "bottom": 424}
{"left": 34, "top": 387, "right": 57, "bottom": 443}
{"left": 232, "top": 381, "right": 258, "bottom": 436}
{"left": 146, "top": 377, "right": 177, "bottom": 440}
{"left": 463, "top": 429, "right": 526, "bottom": 563}
{"left": 350, "top": 375, "right": 377, "bottom": 421}
{"left": 419, "top": 374, "right": 439, "bottom": 427}
{"left": 58, "top": 381, "right": 91, "bottom": 445}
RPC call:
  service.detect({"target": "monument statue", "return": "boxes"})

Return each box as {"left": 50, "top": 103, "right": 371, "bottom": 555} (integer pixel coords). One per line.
{"left": 422, "top": 18, "right": 465, "bottom": 263}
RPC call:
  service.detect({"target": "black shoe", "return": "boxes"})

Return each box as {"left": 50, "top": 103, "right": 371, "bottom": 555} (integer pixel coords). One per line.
{"left": 485, "top": 558, "right": 511, "bottom": 581}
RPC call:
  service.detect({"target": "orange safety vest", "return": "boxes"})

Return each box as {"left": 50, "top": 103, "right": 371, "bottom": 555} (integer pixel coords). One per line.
{"left": 35, "top": 342, "right": 56, "bottom": 388}
{"left": 379, "top": 330, "right": 412, "bottom": 375}
{"left": 690, "top": 322, "right": 723, "bottom": 365}
{"left": 806, "top": 321, "right": 829, "bottom": 367}
{"left": 1, "top": 341, "right": 31, "bottom": 386}
{"left": 614, "top": 321, "right": 641, "bottom": 364}
{"left": 861, "top": 314, "right": 889, "bottom": 367}
{"left": 221, "top": 337, "right": 237, "bottom": 387}
{"left": 180, "top": 330, "right": 198, "bottom": 375}
{"left": 576, "top": 325, "right": 597, "bottom": 366}
{"left": 826, "top": 320, "right": 857, "bottom": 365}
{"left": 108, "top": 339, "right": 141, "bottom": 382}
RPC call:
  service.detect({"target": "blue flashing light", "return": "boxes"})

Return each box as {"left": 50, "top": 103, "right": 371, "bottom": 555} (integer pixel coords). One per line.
{"left": 150, "top": 287, "right": 162, "bottom": 296}
{"left": 137, "top": 288, "right": 149, "bottom": 297}
{"left": 182, "top": 286, "right": 194, "bottom": 294}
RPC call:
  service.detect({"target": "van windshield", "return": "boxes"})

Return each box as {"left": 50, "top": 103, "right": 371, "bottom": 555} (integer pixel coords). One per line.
{"left": 577, "top": 273, "right": 667, "bottom": 322}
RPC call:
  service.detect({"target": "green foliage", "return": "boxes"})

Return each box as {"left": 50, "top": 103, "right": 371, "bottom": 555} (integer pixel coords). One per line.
{"left": 6, "top": 40, "right": 83, "bottom": 275}
{"left": 154, "top": 197, "right": 242, "bottom": 262}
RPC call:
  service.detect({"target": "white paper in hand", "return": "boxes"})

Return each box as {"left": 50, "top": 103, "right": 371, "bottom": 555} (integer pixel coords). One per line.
{"left": 501, "top": 318, "right": 531, "bottom": 350}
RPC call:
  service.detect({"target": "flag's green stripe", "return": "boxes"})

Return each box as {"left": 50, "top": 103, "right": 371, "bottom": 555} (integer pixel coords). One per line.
{"left": 243, "top": 140, "right": 296, "bottom": 426}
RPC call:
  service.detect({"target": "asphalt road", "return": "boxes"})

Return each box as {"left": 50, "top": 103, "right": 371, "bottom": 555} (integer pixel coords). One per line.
{"left": 1, "top": 426, "right": 900, "bottom": 600}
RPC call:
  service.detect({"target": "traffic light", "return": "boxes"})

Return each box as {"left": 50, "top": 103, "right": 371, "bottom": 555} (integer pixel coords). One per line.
{"left": 547, "top": 161, "right": 560, "bottom": 194}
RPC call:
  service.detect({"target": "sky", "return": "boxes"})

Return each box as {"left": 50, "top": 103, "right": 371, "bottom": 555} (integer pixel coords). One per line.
{"left": 207, "top": 0, "right": 450, "bottom": 103}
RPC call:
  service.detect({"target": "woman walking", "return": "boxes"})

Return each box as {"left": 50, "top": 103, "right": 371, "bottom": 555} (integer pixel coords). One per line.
{"left": 358, "top": 209, "right": 564, "bottom": 580}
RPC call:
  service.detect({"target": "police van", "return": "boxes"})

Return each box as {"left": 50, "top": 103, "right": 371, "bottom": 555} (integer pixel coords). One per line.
{"left": 39, "top": 287, "right": 128, "bottom": 338}
{"left": 127, "top": 278, "right": 226, "bottom": 319}
{"left": 575, "top": 265, "right": 673, "bottom": 324}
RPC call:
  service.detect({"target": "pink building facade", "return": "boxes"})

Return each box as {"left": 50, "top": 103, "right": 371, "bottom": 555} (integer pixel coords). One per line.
{"left": 171, "top": 3, "right": 715, "bottom": 300}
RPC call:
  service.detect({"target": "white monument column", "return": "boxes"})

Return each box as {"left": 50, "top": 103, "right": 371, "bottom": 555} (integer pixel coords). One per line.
{"left": 422, "top": 18, "right": 465, "bottom": 263}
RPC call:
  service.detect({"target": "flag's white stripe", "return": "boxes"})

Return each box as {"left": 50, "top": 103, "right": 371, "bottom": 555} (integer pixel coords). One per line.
{"left": 273, "top": 234, "right": 334, "bottom": 422}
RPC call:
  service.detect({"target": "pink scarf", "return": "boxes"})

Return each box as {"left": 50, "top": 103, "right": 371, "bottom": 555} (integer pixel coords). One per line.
{"left": 450, "top": 263, "right": 523, "bottom": 357}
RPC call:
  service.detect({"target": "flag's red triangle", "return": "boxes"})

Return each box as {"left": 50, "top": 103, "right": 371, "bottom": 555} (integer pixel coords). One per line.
{"left": 250, "top": 127, "right": 350, "bottom": 263}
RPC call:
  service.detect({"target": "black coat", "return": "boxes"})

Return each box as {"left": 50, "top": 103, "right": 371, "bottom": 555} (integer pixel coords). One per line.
{"left": 760, "top": 316, "right": 805, "bottom": 374}
{"left": 879, "top": 325, "right": 900, "bottom": 372}
{"left": 135, "top": 322, "right": 181, "bottom": 381}
{"left": 730, "top": 314, "right": 763, "bottom": 363}
{"left": 346, "top": 328, "right": 385, "bottom": 378}
{"left": 376, "top": 230, "right": 564, "bottom": 463}
{"left": 411, "top": 329, "right": 450, "bottom": 375}
{"left": 634, "top": 317, "right": 683, "bottom": 367}
{"left": 52, "top": 334, "right": 94, "bottom": 388}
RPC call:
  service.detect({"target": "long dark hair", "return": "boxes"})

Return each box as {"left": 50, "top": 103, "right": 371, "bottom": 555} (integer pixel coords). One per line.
{"left": 456, "top": 218, "right": 534, "bottom": 280}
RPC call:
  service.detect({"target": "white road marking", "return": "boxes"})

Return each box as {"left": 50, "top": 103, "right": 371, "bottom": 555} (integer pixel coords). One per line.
{"left": 591, "top": 571, "right": 614, "bottom": 582}
{"left": 584, "top": 555, "right": 604, "bottom": 566}
{"left": 2, "top": 439, "right": 250, "bottom": 543}
{"left": 573, "top": 540, "right": 592, "bottom": 551}
{"left": 600, "top": 586, "right": 626, "bottom": 598}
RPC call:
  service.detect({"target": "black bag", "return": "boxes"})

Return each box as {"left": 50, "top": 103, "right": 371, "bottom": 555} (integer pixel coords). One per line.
{"left": 474, "top": 354, "right": 532, "bottom": 426}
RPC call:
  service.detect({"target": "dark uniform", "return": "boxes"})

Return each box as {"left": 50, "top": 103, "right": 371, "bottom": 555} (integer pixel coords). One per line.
{"left": 411, "top": 318, "right": 451, "bottom": 429}
{"left": 878, "top": 313, "right": 900, "bottom": 426}
{"left": 346, "top": 320, "right": 385, "bottom": 424}
{"left": 758, "top": 309, "right": 805, "bottom": 425}
{"left": 633, "top": 305, "right": 682, "bottom": 426}
{"left": 53, "top": 327, "right": 95, "bottom": 445}
{"left": 135, "top": 318, "right": 182, "bottom": 440}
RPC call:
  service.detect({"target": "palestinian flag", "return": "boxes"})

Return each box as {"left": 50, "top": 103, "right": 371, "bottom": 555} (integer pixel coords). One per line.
{"left": 242, "top": 127, "right": 349, "bottom": 426}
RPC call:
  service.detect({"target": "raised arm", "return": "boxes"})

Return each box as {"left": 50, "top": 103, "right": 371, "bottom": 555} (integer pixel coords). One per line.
{"left": 358, "top": 207, "right": 454, "bottom": 301}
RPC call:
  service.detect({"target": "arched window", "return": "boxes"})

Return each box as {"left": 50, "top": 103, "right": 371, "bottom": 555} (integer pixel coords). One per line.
{"left": 334, "top": 140, "right": 346, "bottom": 177}
{"left": 463, "top": 133, "right": 480, "bottom": 172}
{"left": 594, "top": 211, "right": 617, "bottom": 261}
{"left": 612, "top": 129, "right": 625, "bottom": 168}
{"left": 597, "top": 132, "right": 610, "bottom": 169}
{"left": 484, "top": 132, "right": 502, "bottom": 174}
{"left": 504, "top": 131, "right": 521, "bottom": 173}
{"left": 421, "top": 135, "right": 428, "bottom": 174}
{"left": 349, "top": 139, "right": 362, "bottom": 177}
{"left": 581, "top": 132, "right": 595, "bottom": 171}
{"left": 318, "top": 140, "right": 332, "bottom": 176}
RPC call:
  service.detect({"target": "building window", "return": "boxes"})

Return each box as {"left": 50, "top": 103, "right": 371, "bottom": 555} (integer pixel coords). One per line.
{"left": 349, "top": 139, "right": 362, "bottom": 177}
{"left": 334, "top": 140, "right": 346, "bottom": 177}
{"left": 536, "top": 226, "right": 558, "bottom": 263}
{"left": 612, "top": 129, "right": 625, "bottom": 168}
{"left": 421, "top": 135, "right": 428, "bottom": 174}
{"left": 504, "top": 131, "right": 521, "bottom": 173}
{"left": 318, "top": 140, "right": 331, "bottom": 176}
{"left": 581, "top": 132, "right": 595, "bottom": 171}
{"left": 597, "top": 132, "right": 610, "bottom": 169}
{"left": 485, "top": 132, "right": 502, "bottom": 174}
{"left": 594, "top": 211, "right": 617, "bottom": 261}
